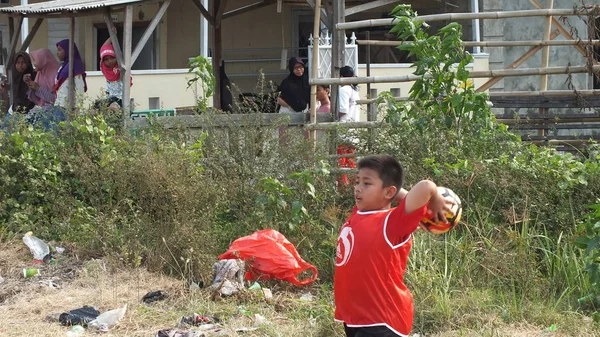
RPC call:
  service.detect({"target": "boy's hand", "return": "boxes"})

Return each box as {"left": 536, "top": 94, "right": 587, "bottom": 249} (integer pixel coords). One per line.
{"left": 428, "top": 191, "right": 455, "bottom": 223}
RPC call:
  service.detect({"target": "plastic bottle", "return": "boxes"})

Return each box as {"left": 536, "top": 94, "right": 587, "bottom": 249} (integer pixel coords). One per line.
{"left": 89, "top": 304, "right": 127, "bottom": 331}
{"left": 22, "top": 232, "right": 50, "bottom": 263}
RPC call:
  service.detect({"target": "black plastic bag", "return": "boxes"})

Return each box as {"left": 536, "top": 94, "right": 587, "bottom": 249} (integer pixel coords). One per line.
{"left": 142, "top": 290, "right": 167, "bottom": 304}
{"left": 59, "top": 306, "right": 100, "bottom": 326}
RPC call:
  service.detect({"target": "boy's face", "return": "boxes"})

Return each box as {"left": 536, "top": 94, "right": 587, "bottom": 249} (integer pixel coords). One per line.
{"left": 316, "top": 86, "right": 329, "bottom": 101}
{"left": 354, "top": 168, "right": 397, "bottom": 211}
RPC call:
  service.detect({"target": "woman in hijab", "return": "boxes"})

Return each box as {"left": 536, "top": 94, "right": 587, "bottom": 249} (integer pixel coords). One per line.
{"left": 27, "top": 48, "right": 60, "bottom": 106}
{"left": 3, "top": 51, "right": 36, "bottom": 114}
{"left": 55, "top": 39, "right": 87, "bottom": 109}
{"left": 25, "top": 48, "right": 65, "bottom": 129}
{"left": 278, "top": 57, "right": 310, "bottom": 113}
{"left": 0, "top": 52, "right": 36, "bottom": 130}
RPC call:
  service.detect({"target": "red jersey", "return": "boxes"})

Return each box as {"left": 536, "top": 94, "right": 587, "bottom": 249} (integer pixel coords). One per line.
{"left": 334, "top": 199, "right": 428, "bottom": 336}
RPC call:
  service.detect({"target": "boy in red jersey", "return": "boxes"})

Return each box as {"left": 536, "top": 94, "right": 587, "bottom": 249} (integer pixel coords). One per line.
{"left": 334, "top": 155, "right": 454, "bottom": 337}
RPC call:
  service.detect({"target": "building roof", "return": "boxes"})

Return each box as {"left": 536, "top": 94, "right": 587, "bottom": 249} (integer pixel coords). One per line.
{"left": 0, "top": 0, "right": 147, "bottom": 15}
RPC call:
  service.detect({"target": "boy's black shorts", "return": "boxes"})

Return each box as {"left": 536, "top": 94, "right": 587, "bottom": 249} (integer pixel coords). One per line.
{"left": 344, "top": 324, "right": 399, "bottom": 337}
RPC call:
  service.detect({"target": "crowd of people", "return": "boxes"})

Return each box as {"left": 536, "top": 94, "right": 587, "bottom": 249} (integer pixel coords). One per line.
{"left": 0, "top": 29, "right": 129, "bottom": 132}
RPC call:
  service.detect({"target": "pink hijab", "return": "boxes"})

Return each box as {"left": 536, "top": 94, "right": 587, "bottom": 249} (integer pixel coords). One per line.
{"left": 30, "top": 48, "right": 60, "bottom": 105}
{"left": 100, "top": 43, "right": 132, "bottom": 86}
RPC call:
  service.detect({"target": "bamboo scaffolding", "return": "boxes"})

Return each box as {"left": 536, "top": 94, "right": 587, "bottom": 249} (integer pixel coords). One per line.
{"left": 336, "top": 8, "right": 588, "bottom": 30}
{"left": 476, "top": 30, "right": 561, "bottom": 92}
{"left": 311, "top": 65, "right": 600, "bottom": 86}
{"left": 356, "top": 92, "right": 600, "bottom": 105}
{"left": 497, "top": 116, "right": 600, "bottom": 124}
{"left": 489, "top": 90, "right": 600, "bottom": 96}
{"left": 356, "top": 39, "right": 600, "bottom": 47}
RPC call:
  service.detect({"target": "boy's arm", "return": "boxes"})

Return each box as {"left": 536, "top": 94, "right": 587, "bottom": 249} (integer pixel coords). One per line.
{"left": 394, "top": 188, "right": 408, "bottom": 204}
{"left": 102, "top": 26, "right": 118, "bottom": 46}
{"left": 405, "top": 180, "right": 453, "bottom": 222}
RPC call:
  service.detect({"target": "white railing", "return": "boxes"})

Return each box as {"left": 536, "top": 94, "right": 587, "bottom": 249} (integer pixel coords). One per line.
{"left": 308, "top": 32, "right": 359, "bottom": 79}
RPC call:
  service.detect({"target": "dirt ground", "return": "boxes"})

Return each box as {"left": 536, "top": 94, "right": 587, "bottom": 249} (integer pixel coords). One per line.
{"left": 1, "top": 240, "right": 598, "bottom": 337}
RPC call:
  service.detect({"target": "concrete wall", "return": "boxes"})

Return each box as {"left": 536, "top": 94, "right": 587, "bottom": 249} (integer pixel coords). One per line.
{"left": 85, "top": 69, "right": 201, "bottom": 111}
{"left": 482, "top": 0, "right": 590, "bottom": 92}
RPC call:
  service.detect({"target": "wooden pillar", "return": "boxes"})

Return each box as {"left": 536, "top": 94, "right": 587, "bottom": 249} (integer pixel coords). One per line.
{"left": 104, "top": 8, "right": 125, "bottom": 69}
{"left": 67, "top": 17, "right": 75, "bottom": 112}
{"left": 310, "top": 0, "right": 322, "bottom": 143}
{"left": 7, "top": 16, "right": 15, "bottom": 109}
{"left": 212, "top": 0, "right": 222, "bottom": 110}
{"left": 7, "top": 16, "right": 23, "bottom": 110}
{"left": 330, "top": 0, "right": 345, "bottom": 118}
{"left": 122, "top": 5, "right": 134, "bottom": 127}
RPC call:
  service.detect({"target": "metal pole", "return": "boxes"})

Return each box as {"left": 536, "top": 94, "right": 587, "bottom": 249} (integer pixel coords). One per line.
{"left": 471, "top": 0, "right": 481, "bottom": 54}
{"left": 21, "top": 0, "right": 28, "bottom": 52}
{"left": 331, "top": 0, "right": 345, "bottom": 118}
{"left": 366, "top": 31, "right": 372, "bottom": 121}
{"left": 200, "top": 0, "right": 209, "bottom": 57}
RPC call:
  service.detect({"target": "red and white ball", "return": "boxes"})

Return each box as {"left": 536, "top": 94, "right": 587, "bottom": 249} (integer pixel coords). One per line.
{"left": 419, "top": 187, "right": 462, "bottom": 234}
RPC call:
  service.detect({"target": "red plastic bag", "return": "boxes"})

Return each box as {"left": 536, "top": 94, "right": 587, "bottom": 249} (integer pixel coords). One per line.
{"left": 218, "top": 229, "right": 318, "bottom": 286}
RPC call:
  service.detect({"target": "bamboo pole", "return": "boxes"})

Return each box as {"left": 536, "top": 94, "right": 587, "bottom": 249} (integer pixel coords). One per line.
{"left": 540, "top": 0, "right": 554, "bottom": 91}
{"left": 336, "top": 8, "right": 585, "bottom": 30}
{"left": 356, "top": 39, "right": 600, "bottom": 47}
{"left": 497, "top": 117, "right": 600, "bottom": 124}
{"left": 304, "top": 121, "right": 385, "bottom": 130}
{"left": 309, "top": 0, "right": 321, "bottom": 143}
{"left": 311, "top": 65, "right": 600, "bottom": 86}
{"left": 489, "top": 89, "right": 600, "bottom": 96}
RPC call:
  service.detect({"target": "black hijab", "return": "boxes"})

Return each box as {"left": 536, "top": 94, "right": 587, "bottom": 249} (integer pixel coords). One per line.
{"left": 11, "top": 51, "right": 36, "bottom": 113}
{"left": 279, "top": 57, "right": 310, "bottom": 112}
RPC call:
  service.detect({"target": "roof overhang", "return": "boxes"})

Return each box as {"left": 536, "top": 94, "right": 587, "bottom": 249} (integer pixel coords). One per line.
{"left": 0, "top": 0, "right": 154, "bottom": 17}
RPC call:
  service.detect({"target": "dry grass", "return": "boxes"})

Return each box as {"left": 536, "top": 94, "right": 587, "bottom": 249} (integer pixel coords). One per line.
{"left": 0, "top": 240, "right": 325, "bottom": 337}
{"left": 1, "top": 239, "right": 598, "bottom": 337}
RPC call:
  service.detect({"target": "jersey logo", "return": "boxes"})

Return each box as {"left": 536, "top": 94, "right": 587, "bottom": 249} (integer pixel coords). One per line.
{"left": 336, "top": 225, "right": 355, "bottom": 266}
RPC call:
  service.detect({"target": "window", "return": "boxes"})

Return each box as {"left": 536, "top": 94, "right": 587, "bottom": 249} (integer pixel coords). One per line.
{"left": 95, "top": 23, "right": 158, "bottom": 70}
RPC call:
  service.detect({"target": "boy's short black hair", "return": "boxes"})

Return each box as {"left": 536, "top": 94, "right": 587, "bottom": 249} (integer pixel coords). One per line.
{"left": 357, "top": 155, "right": 404, "bottom": 190}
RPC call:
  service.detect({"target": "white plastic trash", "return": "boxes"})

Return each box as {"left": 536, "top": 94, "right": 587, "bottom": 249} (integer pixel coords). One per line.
{"left": 89, "top": 304, "right": 127, "bottom": 331}
{"left": 22, "top": 232, "right": 50, "bottom": 263}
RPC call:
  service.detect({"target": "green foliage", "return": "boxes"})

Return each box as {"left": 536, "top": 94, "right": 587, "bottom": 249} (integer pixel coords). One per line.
{"left": 575, "top": 200, "right": 600, "bottom": 318}
{"left": 387, "top": 5, "right": 499, "bottom": 141}
{"left": 187, "top": 55, "right": 216, "bottom": 112}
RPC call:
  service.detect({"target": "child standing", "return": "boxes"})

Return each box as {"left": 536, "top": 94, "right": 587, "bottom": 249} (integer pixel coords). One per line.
{"left": 316, "top": 84, "right": 330, "bottom": 113}
{"left": 334, "top": 155, "right": 453, "bottom": 337}
{"left": 96, "top": 29, "right": 131, "bottom": 111}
